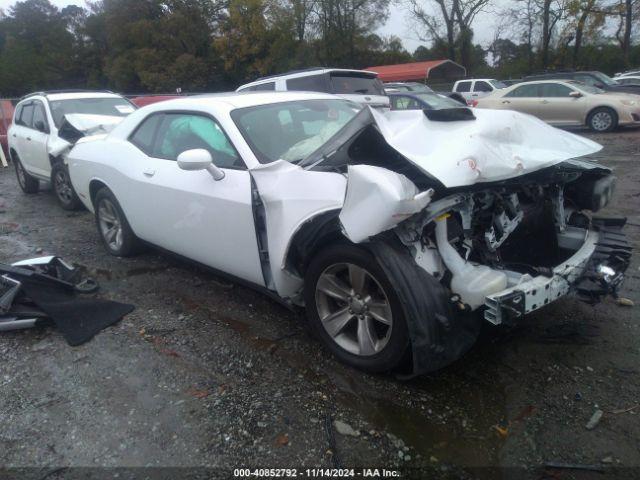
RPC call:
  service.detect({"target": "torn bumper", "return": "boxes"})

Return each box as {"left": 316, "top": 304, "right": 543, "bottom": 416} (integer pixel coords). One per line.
{"left": 485, "top": 218, "right": 631, "bottom": 325}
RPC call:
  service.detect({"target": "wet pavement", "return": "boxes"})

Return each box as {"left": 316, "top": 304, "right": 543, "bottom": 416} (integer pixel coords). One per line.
{"left": 0, "top": 128, "right": 639, "bottom": 479}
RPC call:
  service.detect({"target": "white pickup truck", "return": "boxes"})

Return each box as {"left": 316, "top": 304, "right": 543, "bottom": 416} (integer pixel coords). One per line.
{"left": 8, "top": 91, "right": 135, "bottom": 210}
{"left": 452, "top": 79, "right": 507, "bottom": 102}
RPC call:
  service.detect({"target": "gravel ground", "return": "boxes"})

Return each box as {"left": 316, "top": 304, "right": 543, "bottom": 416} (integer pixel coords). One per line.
{"left": 0, "top": 127, "right": 639, "bottom": 479}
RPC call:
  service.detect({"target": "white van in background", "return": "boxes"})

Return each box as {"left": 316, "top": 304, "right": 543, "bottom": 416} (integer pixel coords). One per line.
{"left": 237, "top": 68, "right": 390, "bottom": 108}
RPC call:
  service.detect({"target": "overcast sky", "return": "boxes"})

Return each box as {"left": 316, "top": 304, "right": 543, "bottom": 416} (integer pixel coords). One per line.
{"left": 0, "top": 0, "right": 500, "bottom": 53}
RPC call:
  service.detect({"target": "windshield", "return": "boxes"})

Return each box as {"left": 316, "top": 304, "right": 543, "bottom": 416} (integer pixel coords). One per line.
{"left": 330, "top": 73, "right": 384, "bottom": 95}
{"left": 231, "top": 99, "right": 363, "bottom": 164}
{"left": 570, "top": 81, "right": 604, "bottom": 94}
{"left": 593, "top": 72, "right": 617, "bottom": 86}
{"left": 49, "top": 97, "right": 136, "bottom": 128}
{"left": 414, "top": 93, "right": 465, "bottom": 109}
{"left": 490, "top": 80, "right": 508, "bottom": 89}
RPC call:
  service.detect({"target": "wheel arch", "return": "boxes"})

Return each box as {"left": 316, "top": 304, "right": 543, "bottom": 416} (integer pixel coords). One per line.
{"left": 89, "top": 178, "right": 111, "bottom": 208}
{"left": 282, "top": 209, "right": 350, "bottom": 279}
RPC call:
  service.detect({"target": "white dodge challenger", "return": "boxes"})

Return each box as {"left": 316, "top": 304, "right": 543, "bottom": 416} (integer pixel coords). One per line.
{"left": 67, "top": 91, "right": 631, "bottom": 375}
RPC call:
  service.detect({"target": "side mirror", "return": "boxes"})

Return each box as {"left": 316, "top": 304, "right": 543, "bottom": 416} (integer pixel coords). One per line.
{"left": 594, "top": 82, "right": 604, "bottom": 89}
{"left": 569, "top": 91, "right": 582, "bottom": 98}
{"left": 177, "top": 149, "right": 225, "bottom": 181}
{"left": 34, "top": 120, "right": 47, "bottom": 132}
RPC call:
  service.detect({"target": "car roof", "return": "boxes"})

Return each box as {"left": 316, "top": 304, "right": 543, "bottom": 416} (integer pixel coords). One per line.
{"left": 19, "top": 91, "right": 126, "bottom": 103}
{"left": 238, "top": 68, "right": 377, "bottom": 90}
{"left": 456, "top": 78, "right": 496, "bottom": 82}
{"left": 388, "top": 91, "right": 439, "bottom": 96}
{"left": 46, "top": 92, "right": 126, "bottom": 101}
{"left": 145, "top": 91, "right": 342, "bottom": 111}
{"left": 500, "top": 79, "right": 577, "bottom": 92}
{"left": 525, "top": 71, "right": 600, "bottom": 78}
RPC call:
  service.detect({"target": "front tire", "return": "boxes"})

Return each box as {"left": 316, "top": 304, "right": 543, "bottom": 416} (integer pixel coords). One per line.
{"left": 94, "top": 187, "right": 141, "bottom": 257}
{"left": 51, "top": 163, "right": 82, "bottom": 210}
{"left": 587, "top": 107, "right": 618, "bottom": 132}
{"left": 13, "top": 154, "right": 39, "bottom": 193}
{"left": 304, "top": 244, "right": 409, "bottom": 372}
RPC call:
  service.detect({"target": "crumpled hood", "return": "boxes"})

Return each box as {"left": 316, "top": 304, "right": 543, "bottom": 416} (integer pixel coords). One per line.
{"left": 369, "top": 107, "right": 602, "bottom": 188}
{"left": 49, "top": 114, "right": 126, "bottom": 158}
{"left": 63, "top": 114, "right": 125, "bottom": 135}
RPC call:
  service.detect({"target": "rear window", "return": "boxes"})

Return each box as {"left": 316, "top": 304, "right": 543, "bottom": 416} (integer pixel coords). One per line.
{"left": 49, "top": 97, "right": 136, "bottom": 128}
{"left": 286, "top": 74, "right": 330, "bottom": 92}
{"left": 329, "top": 73, "right": 383, "bottom": 95}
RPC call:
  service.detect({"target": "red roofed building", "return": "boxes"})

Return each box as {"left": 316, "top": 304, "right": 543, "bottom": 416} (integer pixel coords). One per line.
{"left": 366, "top": 60, "right": 466, "bottom": 83}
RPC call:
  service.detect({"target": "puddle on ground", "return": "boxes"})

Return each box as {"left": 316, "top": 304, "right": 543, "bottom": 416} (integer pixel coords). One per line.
{"left": 324, "top": 365, "right": 506, "bottom": 476}
{"left": 176, "top": 292, "right": 507, "bottom": 475}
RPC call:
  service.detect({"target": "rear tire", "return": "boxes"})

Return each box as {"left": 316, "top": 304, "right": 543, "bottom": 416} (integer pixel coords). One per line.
{"left": 587, "top": 107, "right": 618, "bottom": 132}
{"left": 304, "top": 244, "right": 409, "bottom": 372}
{"left": 13, "top": 153, "right": 39, "bottom": 193}
{"left": 51, "top": 163, "right": 82, "bottom": 211}
{"left": 94, "top": 187, "right": 141, "bottom": 257}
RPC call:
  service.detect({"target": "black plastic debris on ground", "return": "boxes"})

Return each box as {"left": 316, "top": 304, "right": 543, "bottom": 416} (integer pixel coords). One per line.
{"left": 1, "top": 259, "right": 134, "bottom": 346}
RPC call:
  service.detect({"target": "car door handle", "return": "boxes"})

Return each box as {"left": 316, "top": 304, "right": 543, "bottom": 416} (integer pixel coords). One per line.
{"left": 501, "top": 100, "right": 511, "bottom": 104}
{"left": 540, "top": 100, "right": 549, "bottom": 104}
{"left": 26, "top": 137, "right": 31, "bottom": 141}
{"left": 143, "top": 169, "right": 155, "bottom": 177}
{"left": 12, "top": 133, "right": 16, "bottom": 138}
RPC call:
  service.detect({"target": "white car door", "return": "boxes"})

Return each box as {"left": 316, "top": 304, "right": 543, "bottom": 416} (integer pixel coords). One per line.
{"left": 11, "top": 103, "right": 34, "bottom": 170}
{"left": 12, "top": 101, "right": 50, "bottom": 178}
{"left": 26, "top": 100, "right": 52, "bottom": 176}
{"left": 121, "top": 111, "right": 266, "bottom": 287}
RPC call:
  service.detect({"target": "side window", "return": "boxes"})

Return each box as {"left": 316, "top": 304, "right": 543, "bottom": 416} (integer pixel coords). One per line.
{"left": 286, "top": 74, "right": 329, "bottom": 92}
{"left": 152, "top": 113, "right": 243, "bottom": 169}
{"left": 19, "top": 103, "right": 34, "bottom": 128}
{"left": 130, "top": 113, "right": 163, "bottom": 155}
{"left": 13, "top": 104, "right": 23, "bottom": 125}
{"left": 456, "top": 81, "right": 472, "bottom": 92}
{"left": 32, "top": 101, "right": 49, "bottom": 132}
{"left": 539, "top": 83, "right": 573, "bottom": 97}
{"left": 252, "top": 82, "right": 275, "bottom": 91}
{"left": 474, "top": 81, "right": 492, "bottom": 92}
{"left": 505, "top": 84, "right": 540, "bottom": 98}
{"left": 574, "top": 74, "right": 597, "bottom": 87}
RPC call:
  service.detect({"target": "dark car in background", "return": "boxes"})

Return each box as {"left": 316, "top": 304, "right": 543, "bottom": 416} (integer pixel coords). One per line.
{"left": 384, "top": 82, "right": 433, "bottom": 93}
{"left": 524, "top": 71, "right": 640, "bottom": 96}
{"left": 388, "top": 92, "right": 469, "bottom": 111}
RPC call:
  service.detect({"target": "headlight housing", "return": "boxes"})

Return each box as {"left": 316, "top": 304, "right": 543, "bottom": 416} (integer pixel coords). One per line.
{"left": 565, "top": 174, "right": 616, "bottom": 212}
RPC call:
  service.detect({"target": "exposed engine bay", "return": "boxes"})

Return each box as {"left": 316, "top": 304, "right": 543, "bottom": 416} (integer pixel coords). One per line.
{"left": 392, "top": 161, "right": 629, "bottom": 325}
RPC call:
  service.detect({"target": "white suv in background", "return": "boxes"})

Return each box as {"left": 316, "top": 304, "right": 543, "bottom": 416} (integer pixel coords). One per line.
{"left": 236, "top": 68, "right": 390, "bottom": 108}
{"left": 452, "top": 78, "right": 507, "bottom": 102}
{"left": 8, "top": 90, "right": 135, "bottom": 209}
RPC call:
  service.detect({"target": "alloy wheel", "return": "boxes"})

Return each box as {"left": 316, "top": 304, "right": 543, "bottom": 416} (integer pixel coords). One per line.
{"left": 591, "top": 111, "right": 613, "bottom": 131}
{"left": 98, "top": 199, "right": 124, "bottom": 251}
{"left": 315, "top": 263, "right": 393, "bottom": 357}
{"left": 54, "top": 169, "right": 74, "bottom": 204}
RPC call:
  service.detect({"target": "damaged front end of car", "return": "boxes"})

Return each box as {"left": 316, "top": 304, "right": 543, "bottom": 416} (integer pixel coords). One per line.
{"left": 251, "top": 104, "right": 631, "bottom": 375}
{"left": 393, "top": 160, "right": 630, "bottom": 327}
